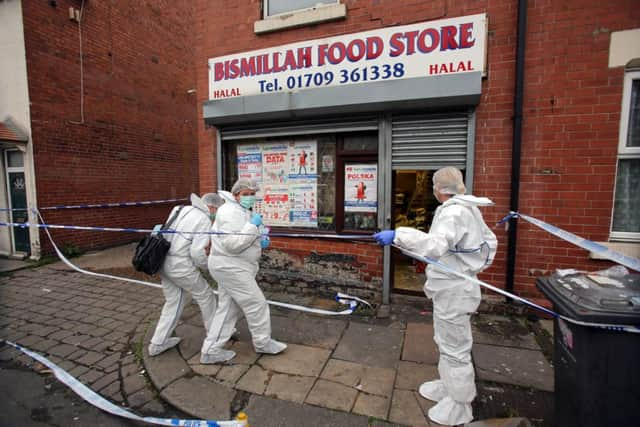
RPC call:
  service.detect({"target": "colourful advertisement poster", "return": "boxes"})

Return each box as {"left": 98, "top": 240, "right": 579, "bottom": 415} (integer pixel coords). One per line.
{"left": 261, "top": 186, "right": 290, "bottom": 226}
{"left": 288, "top": 141, "right": 317, "bottom": 178}
{"left": 237, "top": 144, "right": 262, "bottom": 183}
{"left": 344, "top": 163, "right": 378, "bottom": 212}
{"left": 262, "top": 143, "right": 289, "bottom": 185}
{"left": 289, "top": 181, "right": 317, "bottom": 227}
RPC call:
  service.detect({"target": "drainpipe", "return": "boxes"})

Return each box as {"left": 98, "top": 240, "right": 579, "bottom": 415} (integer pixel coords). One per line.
{"left": 506, "top": 0, "right": 527, "bottom": 298}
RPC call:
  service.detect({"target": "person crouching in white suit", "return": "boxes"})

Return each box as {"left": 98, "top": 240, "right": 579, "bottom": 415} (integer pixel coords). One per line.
{"left": 200, "top": 178, "right": 287, "bottom": 364}
{"left": 148, "top": 193, "right": 224, "bottom": 357}
{"left": 373, "top": 167, "right": 498, "bottom": 426}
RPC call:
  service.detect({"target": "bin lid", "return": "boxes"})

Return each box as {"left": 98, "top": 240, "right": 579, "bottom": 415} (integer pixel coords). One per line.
{"left": 536, "top": 273, "right": 640, "bottom": 324}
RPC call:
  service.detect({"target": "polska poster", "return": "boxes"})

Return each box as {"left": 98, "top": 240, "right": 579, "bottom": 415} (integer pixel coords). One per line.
{"left": 344, "top": 163, "right": 378, "bottom": 212}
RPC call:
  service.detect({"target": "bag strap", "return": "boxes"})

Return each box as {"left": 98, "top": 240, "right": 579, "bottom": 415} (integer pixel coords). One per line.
{"left": 161, "top": 205, "right": 185, "bottom": 231}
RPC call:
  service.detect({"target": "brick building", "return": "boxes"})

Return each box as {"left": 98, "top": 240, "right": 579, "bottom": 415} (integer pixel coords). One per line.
{"left": 0, "top": 0, "right": 199, "bottom": 259}
{"left": 2, "top": 1, "right": 637, "bottom": 307}
{"left": 195, "top": 0, "right": 639, "bottom": 305}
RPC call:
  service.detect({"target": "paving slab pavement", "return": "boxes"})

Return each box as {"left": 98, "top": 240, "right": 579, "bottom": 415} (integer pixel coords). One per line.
{"left": 472, "top": 344, "right": 554, "bottom": 393}
{"left": 472, "top": 315, "right": 554, "bottom": 393}
{"left": 1, "top": 245, "right": 554, "bottom": 426}
{"left": 333, "top": 321, "right": 404, "bottom": 369}
{"left": 141, "top": 298, "right": 554, "bottom": 426}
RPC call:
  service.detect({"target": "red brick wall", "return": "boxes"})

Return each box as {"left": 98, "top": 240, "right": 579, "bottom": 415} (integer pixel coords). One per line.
{"left": 23, "top": 0, "right": 199, "bottom": 253}
{"left": 194, "top": 0, "right": 640, "bottom": 301}
{"left": 509, "top": 0, "right": 639, "bottom": 300}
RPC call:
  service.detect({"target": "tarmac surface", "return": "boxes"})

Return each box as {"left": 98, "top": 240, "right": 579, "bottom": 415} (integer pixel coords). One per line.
{"left": 0, "top": 245, "right": 553, "bottom": 426}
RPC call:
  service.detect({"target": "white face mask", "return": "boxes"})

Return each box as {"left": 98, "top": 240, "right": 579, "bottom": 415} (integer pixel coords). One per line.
{"left": 239, "top": 195, "right": 256, "bottom": 209}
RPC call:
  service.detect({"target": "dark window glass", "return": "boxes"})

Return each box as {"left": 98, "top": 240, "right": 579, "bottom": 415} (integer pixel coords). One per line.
{"left": 613, "top": 158, "right": 640, "bottom": 233}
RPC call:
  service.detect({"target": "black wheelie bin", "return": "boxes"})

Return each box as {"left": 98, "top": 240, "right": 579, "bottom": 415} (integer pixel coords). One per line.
{"left": 536, "top": 271, "right": 640, "bottom": 427}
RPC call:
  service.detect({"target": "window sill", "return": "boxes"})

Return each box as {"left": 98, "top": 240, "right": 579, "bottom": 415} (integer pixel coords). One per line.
{"left": 254, "top": 3, "right": 346, "bottom": 34}
{"left": 589, "top": 241, "right": 640, "bottom": 260}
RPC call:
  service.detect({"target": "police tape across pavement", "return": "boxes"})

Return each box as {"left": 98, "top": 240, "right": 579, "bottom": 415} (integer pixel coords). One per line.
{"left": 1, "top": 210, "right": 638, "bottom": 328}
{"left": 1, "top": 340, "right": 248, "bottom": 427}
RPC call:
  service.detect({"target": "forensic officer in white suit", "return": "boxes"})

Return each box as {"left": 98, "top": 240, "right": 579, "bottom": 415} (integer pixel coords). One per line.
{"left": 200, "top": 178, "right": 287, "bottom": 364}
{"left": 148, "top": 193, "right": 224, "bottom": 357}
{"left": 374, "top": 167, "right": 497, "bottom": 426}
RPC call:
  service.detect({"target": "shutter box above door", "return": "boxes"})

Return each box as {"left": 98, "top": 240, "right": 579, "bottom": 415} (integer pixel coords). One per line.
{"left": 391, "top": 112, "right": 470, "bottom": 170}
{"left": 220, "top": 116, "right": 378, "bottom": 141}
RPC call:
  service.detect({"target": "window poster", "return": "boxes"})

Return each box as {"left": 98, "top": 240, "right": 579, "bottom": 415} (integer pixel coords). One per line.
{"left": 288, "top": 141, "right": 317, "bottom": 178}
{"left": 289, "top": 180, "right": 318, "bottom": 227}
{"left": 344, "top": 163, "right": 378, "bottom": 212}
{"left": 237, "top": 144, "right": 263, "bottom": 183}
{"left": 261, "top": 185, "right": 290, "bottom": 226}
{"left": 262, "top": 143, "right": 289, "bottom": 185}
{"left": 238, "top": 141, "right": 320, "bottom": 227}
{"left": 322, "top": 154, "right": 334, "bottom": 173}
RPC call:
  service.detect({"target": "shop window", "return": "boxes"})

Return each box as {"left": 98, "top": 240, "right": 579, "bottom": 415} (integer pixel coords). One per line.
{"left": 612, "top": 70, "right": 640, "bottom": 241}
{"left": 222, "top": 132, "right": 377, "bottom": 233}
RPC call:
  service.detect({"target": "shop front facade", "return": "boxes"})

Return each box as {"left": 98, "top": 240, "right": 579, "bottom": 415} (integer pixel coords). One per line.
{"left": 195, "top": 1, "right": 640, "bottom": 305}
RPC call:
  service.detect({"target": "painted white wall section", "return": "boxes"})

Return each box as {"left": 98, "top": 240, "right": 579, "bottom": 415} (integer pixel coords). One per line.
{"left": 0, "top": 0, "right": 40, "bottom": 259}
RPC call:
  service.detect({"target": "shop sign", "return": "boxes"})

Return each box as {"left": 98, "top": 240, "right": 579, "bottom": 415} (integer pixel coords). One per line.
{"left": 209, "top": 13, "right": 486, "bottom": 100}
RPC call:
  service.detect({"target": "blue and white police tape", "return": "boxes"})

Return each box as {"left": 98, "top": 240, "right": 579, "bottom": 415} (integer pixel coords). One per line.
{"left": 498, "top": 212, "right": 640, "bottom": 273}
{"left": 336, "top": 292, "right": 374, "bottom": 310}
{"left": 1, "top": 340, "right": 246, "bottom": 427}
{"left": 0, "top": 220, "right": 373, "bottom": 241}
{"left": 393, "top": 244, "right": 640, "bottom": 334}
{"left": 34, "top": 214, "right": 368, "bottom": 316}
{"left": 0, "top": 197, "right": 188, "bottom": 211}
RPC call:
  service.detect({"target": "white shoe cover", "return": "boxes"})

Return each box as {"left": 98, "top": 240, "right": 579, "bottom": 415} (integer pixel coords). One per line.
{"left": 419, "top": 379, "right": 446, "bottom": 402}
{"left": 255, "top": 339, "right": 287, "bottom": 354}
{"left": 148, "top": 337, "right": 181, "bottom": 357}
{"left": 427, "top": 396, "right": 473, "bottom": 426}
{"left": 200, "top": 349, "right": 236, "bottom": 364}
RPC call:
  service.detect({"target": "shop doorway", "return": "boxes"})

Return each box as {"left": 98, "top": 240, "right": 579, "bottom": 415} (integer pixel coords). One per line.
{"left": 4, "top": 149, "right": 29, "bottom": 255}
{"left": 391, "top": 170, "right": 439, "bottom": 293}
{"left": 391, "top": 169, "right": 468, "bottom": 294}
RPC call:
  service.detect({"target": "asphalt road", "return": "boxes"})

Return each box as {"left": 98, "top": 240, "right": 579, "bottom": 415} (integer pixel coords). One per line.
{"left": 0, "top": 360, "right": 141, "bottom": 427}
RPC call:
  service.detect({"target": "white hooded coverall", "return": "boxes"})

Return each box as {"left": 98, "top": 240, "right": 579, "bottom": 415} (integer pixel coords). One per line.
{"left": 201, "top": 191, "right": 272, "bottom": 354}
{"left": 394, "top": 195, "right": 497, "bottom": 426}
{"left": 149, "top": 197, "right": 217, "bottom": 347}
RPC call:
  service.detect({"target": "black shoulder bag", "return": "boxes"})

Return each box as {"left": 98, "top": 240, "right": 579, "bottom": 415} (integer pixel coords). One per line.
{"left": 132, "top": 206, "right": 185, "bottom": 275}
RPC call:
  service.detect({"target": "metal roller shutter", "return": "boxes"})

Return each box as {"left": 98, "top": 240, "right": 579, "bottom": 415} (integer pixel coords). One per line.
{"left": 391, "top": 112, "right": 470, "bottom": 170}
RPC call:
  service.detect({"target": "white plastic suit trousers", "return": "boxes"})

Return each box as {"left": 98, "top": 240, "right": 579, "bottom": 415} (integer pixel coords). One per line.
{"left": 201, "top": 261, "right": 271, "bottom": 354}
{"left": 150, "top": 258, "right": 217, "bottom": 346}
{"left": 427, "top": 277, "right": 481, "bottom": 425}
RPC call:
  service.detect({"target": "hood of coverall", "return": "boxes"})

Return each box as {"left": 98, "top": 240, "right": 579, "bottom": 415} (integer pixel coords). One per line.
{"left": 190, "top": 193, "right": 210, "bottom": 214}
{"left": 449, "top": 194, "right": 494, "bottom": 207}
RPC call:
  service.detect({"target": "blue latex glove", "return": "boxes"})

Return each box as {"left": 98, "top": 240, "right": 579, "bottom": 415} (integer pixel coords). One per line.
{"left": 260, "top": 237, "right": 270, "bottom": 249}
{"left": 373, "top": 230, "right": 396, "bottom": 246}
{"left": 250, "top": 213, "right": 262, "bottom": 227}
